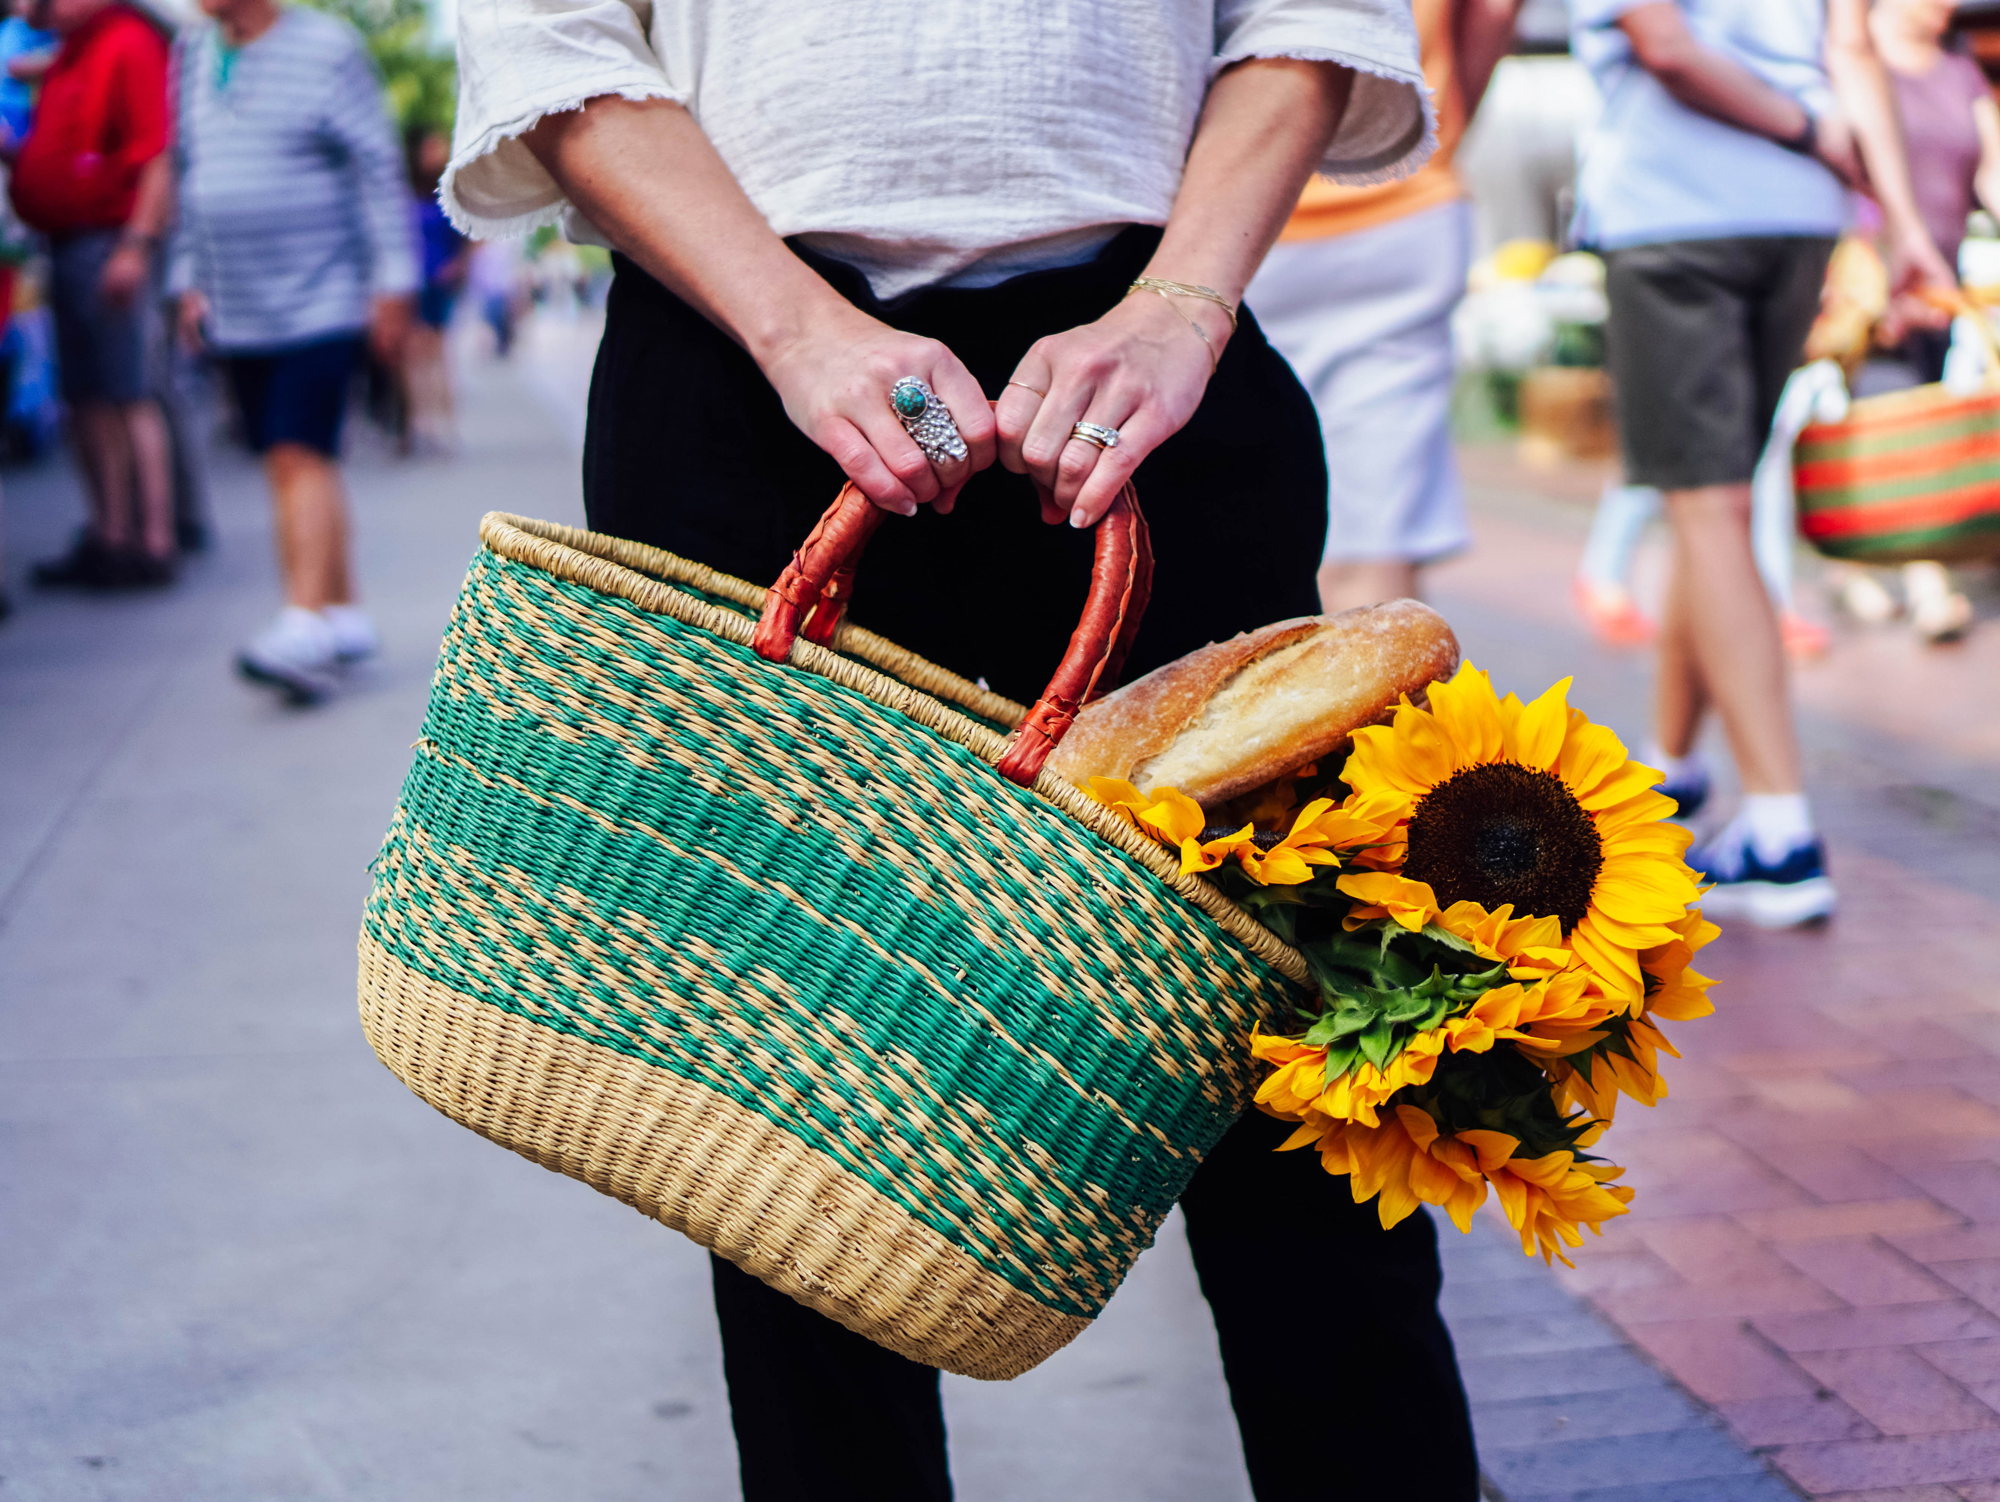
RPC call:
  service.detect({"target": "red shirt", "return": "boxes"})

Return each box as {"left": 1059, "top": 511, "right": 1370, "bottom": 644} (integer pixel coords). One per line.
{"left": 8, "top": 4, "right": 169, "bottom": 234}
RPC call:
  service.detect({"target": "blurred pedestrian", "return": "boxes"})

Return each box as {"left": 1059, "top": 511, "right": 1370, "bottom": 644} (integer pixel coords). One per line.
{"left": 1868, "top": 0, "right": 1997, "bottom": 381}
{"left": 467, "top": 238, "right": 524, "bottom": 356}
{"left": 1571, "top": 0, "right": 1955, "bottom": 927}
{"left": 402, "top": 127, "right": 467, "bottom": 453}
{"left": 1846, "top": 0, "right": 1997, "bottom": 642}
{"left": 169, "top": 0, "right": 416, "bottom": 705}
{"left": 8, "top": 0, "right": 176, "bottom": 591}
{"left": 1246, "top": 0, "right": 1523, "bottom": 613}
{"left": 0, "top": 0, "right": 51, "bottom": 620}
{"left": 0, "top": 0, "right": 54, "bottom": 151}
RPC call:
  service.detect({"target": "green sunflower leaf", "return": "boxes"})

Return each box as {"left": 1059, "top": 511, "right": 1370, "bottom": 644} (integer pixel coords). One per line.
{"left": 1419, "top": 922, "right": 1480, "bottom": 954}
{"left": 1357, "top": 1017, "right": 1398, "bottom": 1072}
{"left": 1321, "top": 1041, "right": 1361, "bottom": 1088}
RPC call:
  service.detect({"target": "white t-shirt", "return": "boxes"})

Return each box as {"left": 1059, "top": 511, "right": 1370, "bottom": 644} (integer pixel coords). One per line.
{"left": 444, "top": 0, "right": 1434, "bottom": 298}
{"left": 1570, "top": 0, "right": 1846, "bottom": 250}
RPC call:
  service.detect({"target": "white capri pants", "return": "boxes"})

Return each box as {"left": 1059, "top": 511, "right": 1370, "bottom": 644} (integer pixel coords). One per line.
{"left": 1246, "top": 198, "right": 1474, "bottom": 566}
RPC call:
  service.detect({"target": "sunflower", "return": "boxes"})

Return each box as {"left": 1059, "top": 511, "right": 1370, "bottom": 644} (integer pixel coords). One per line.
{"left": 1252, "top": 1026, "right": 1445, "bottom": 1129}
{"left": 1333, "top": 873, "right": 1574, "bottom": 982}
{"left": 1550, "top": 909, "right": 1718, "bottom": 1121}
{"left": 1341, "top": 664, "right": 1701, "bottom": 1008}
{"left": 1441, "top": 969, "right": 1610, "bottom": 1058}
{"left": 1089, "top": 780, "right": 1254, "bottom": 875}
{"left": 1297, "top": 1103, "right": 1632, "bottom": 1262}
{"left": 1491, "top": 1142, "right": 1634, "bottom": 1265}
{"left": 1086, "top": 779, "right": 1401, "bottom": 886}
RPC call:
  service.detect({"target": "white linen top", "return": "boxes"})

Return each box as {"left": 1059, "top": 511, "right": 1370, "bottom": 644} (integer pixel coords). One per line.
{"left": 445, "top": 0, "right": 1433, "bottom": 298}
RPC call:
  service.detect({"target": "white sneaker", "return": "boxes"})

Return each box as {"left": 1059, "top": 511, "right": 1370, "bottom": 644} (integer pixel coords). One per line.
{"left": 1688, "top": 826, "right": 1837, "bottom": 929}
{"left": 237, "top": 606, "right": 340, "bottom": 705}
{"left": 1832, "top": 566, "right": 1900, "bottom": 625}
{"left": 320, "top": 604, "right": 380, "bottom": 665}
{"left": 1904, "top": 562, "right": 1973, "bottom": 646}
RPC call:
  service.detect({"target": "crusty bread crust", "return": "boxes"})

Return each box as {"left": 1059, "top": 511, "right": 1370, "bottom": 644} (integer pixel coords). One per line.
{"left": 1045, "top": 600, "right": 1460, "bottom": 807}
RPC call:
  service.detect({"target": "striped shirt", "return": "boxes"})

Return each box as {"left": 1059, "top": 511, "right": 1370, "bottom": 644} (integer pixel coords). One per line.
{"left": 171, "top": 6, "right": 417, "bottom": 351}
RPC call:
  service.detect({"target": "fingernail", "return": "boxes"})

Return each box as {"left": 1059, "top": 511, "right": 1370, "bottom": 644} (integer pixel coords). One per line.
{"left": 1070, "top": 508, "right": 1087, "bottom": 529}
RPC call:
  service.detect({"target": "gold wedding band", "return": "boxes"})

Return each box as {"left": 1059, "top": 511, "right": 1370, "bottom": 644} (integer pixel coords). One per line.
{"left": 1070, "top": 421, "right": 1121, "bottom": 450}
{"left": 1006, "top": 380, "right": 1046, "bottom": 398}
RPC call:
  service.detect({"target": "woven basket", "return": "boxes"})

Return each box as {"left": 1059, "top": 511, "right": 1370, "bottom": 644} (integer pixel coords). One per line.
{"left": 1796, "top": 296, "right": 2000, "bottom": 564}
{"left": 358, "top": 499, "right": 1307, "bottom": 1380}
{"left": 1795, "top": 383, "right": 2000, "bottom": 563}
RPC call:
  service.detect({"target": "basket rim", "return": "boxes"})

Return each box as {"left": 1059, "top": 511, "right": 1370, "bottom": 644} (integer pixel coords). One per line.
{"left": 476, "top": 511, "right": 1310, "bottom": 986}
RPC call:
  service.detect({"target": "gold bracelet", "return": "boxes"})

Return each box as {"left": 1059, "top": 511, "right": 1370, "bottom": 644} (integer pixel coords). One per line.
{"left": 1128, "top": 277, "right": 1238, "bottom": 330}
{"left": 1139, "top": 286, "right": 1219, "bottom": 370}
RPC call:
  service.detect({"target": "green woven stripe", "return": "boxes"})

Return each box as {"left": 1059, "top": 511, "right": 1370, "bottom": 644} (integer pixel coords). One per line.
{"left": 1798, "top": 461, "right": 2000, "bottom": 508}
{"left": 370, "top": 549, "right": 1298, "bottom": 1316}
{"left": 443, "top": 551, "right": 1280, "bottom": 1100}
{"left": 367, "top": 789, "right": 1141, "bottom": 1317}
{"left": 1804, "top": 514, "right": 2000, "bottom": 561}
{"left": 1796, "top": 409, "right": 2000, "bottom": 462}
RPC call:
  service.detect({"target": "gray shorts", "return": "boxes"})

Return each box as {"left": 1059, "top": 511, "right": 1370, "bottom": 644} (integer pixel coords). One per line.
{"left": 49, "top": 228, "right": 161, "bottom": 405}
{"left": 1604, "top": 235, "right": 1835, "bottom": 491}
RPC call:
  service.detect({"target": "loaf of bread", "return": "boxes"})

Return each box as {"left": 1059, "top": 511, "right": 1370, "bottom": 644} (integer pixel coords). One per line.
{"left": 1045, "top": 599, "right": 1460, "bottom": 807}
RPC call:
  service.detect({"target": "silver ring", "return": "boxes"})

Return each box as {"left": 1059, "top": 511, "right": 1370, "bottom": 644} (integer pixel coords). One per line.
{"left": 1070, "top": 421, "right": 1121, "bottom": 450}
{"left": 889, "top": 377, "right": 968, "bottom": 465}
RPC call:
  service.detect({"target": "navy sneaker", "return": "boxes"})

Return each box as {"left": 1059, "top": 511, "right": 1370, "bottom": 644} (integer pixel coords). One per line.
{"left": 1687, "top": 831, "right": 1836, "bottom": 928}
{"left": 1658, "top": 773, "right": 1710, "bottom": 821}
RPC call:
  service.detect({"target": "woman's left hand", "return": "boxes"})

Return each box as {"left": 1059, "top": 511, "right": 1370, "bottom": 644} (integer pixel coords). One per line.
{"left": 996, "top": 288, "right": 1230, "bottom": 528}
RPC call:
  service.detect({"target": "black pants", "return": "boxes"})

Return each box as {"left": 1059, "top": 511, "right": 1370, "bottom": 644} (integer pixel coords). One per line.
{"left": 584, "top": 227, "right": 1477, "bottom": 1500}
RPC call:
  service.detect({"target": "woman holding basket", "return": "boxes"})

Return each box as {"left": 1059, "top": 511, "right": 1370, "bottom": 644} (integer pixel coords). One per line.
{"left": 444, "top": 3, "right": 1471, "bottom": 1497}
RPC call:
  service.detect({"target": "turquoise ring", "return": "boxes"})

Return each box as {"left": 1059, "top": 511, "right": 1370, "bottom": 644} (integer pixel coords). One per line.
{"left": 889, "top": 377, "right": 969, "bottom": 466}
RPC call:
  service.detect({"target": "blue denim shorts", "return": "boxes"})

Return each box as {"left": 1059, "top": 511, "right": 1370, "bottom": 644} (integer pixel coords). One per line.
{"left": 49, "top": 228, "right": 160, "bottom": 405}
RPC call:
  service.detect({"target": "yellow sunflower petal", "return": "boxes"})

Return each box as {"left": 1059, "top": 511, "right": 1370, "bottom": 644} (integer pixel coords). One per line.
{"left": 1335, "top": 871, "right": 1440, "bottom": 930}
{"left": 1138, "top": 787, "right": 1206, "bottom": 846}
{"left": 1342, "top": 719, "right": 1435, "bottom": 798}
{"left": 1243, "top": 843, "right": 1313, "bottom": 886}
{"left": 1569, "top": 916, "right": 1646, "bottom": 1002}
{"left": 1277, "top": 1121, "right": 1327, "bottom": 1152}
{"left": 1085, "top": 777, "right": 1152, "bottom": 824}
{"left": 1553, "top": 720, "right": 1643, "bottom": 803}
{"left": 1502, "top": 678, "right": 1573, "bottom": 770}
{"left": 1456, "top": 1128, "right": 1522, "bottom": 1174}
{"left": 1425, "top": 664, "right": 1506, "bottom": 766}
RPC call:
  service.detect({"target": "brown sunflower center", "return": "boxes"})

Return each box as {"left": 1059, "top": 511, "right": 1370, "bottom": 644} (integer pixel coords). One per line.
{"left": 1401, "top": 761, "right": 1603, "bottom": 934}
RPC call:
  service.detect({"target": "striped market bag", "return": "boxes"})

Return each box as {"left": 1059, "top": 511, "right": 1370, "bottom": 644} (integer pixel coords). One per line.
{"left": 357, "top": 487, "right": 1308, "bottom": 1381}
{"left": 1795, "top": 302, "right": 2000, "bottom": 563}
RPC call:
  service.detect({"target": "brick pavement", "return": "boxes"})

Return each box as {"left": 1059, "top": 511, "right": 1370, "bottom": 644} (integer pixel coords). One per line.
{"left": 1437, "top": 451, "right": 2000, "bottom": 1500}
{"left": 1554, "top": 865, "right": 2000, "bottom": 1499}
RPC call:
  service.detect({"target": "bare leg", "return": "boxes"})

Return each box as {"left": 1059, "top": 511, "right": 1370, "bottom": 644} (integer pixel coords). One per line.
{"left": 264, "top": 443, "right": 355, "bottom": 610}
{"left": 1652, "top": 548, "right": 1708, "bottom": 759}
{"left": 402, "top": 324, "right": 456, "bottom": 446}
{"left": 122, "top": 399, "right": 175, "bottom": 560}
{"left": 1655, "top": 483, "right": 1800, "bottom": 793}
{"left": 71, "top": 402, "right": 129, "bottom": 546}
{"left": 1318, "top": 558, "right": 1420, "bottom": 615}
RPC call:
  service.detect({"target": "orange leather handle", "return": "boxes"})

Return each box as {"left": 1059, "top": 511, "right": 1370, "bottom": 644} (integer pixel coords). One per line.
{"left": 753, "top": 479, "right": 1152, "bottom": 787}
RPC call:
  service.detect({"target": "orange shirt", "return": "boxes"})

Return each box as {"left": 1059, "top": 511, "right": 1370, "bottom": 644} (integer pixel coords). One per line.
{"left": 1280, "top": 0, "right": 1465, "bottom": 242}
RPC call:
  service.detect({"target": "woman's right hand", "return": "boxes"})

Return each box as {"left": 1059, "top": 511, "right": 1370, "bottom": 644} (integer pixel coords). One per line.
{"left": 758, "top": 300, "right": 996, "bottom": 517}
